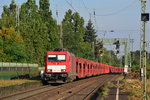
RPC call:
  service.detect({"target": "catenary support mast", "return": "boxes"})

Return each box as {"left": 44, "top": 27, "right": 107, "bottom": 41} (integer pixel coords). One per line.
{"left": 140, "top": 0, "right": 149, "bottom": 99}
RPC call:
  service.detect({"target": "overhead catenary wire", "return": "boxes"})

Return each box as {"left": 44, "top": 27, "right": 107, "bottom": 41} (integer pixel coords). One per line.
{"left": 95, "top": 0, "right": 138, "bottom": 16}
{"left": 64, "top": 0, "right": 78, "bottom": 12}
{"left": 64, "top": 0, "right": 139, "bottom": 17}
{"left": 81, "top": 0, "right": 92, "bottom": 20}
{"left": 77, "top": 0, "right": 138, "bottom": 11}
{"left": 81, "top": 0, "right": 90, "bottom": 15}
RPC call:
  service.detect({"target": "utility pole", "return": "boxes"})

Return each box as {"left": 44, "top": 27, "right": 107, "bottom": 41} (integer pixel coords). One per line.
{"left": 130, "top": 39, "right": 134, "bottom": 65}
{"left": 128, "top": 34, "right": 131, "bottom": 67}
{"left": 60, "top": 23, "right": 63, "bottom": 48}
{"left": 140, "top": 0, "right": 146, "bottom": 82}
{"left": 16, "top": 5, "right": 20, "bottom": 29}
{"left": 56, "top": 9, "right": 63, "bottom": 48}
{"left": 92, "top": 41, "right": 95, "bottom": 59}
{"left": 140, "top": 0, "right": 149, "bottom": 99}
{"left": 147, "top": 42, "right": 149, "bottom": 59}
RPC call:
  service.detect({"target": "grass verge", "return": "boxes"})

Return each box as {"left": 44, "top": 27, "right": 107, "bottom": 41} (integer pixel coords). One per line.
{"left": 0, "top": 79, "right": 40, "bottom": 88}
{"left": 96, "top": 75, "right": 150, "bottom": 100}
{"left": 121, "top": 79, "right": 143, "bottom": 100}
{"left": 117, "top": 76, "right": 150, "bottom": 100}
{"left": 0, "top": 79, "right": 42, "bottom": 97}
{"left": 95, "top": 81, "right": 114, "bottom": 100}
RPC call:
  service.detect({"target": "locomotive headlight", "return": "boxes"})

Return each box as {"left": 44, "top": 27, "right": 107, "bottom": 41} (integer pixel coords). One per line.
{"left": 61, "top": 73, "right": 67, "bottom": 77}
{"left": 61, "top": 69, "right": 66, "bottom": 72}
{"left": 48, "top": 69, "right": 52, "bottom": 71}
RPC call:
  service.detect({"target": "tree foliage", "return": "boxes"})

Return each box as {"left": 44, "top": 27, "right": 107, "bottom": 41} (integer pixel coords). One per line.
{"left": 0, "top": 0, "right": 60, "bottom": 66}
{"left": 0, "top": 0, "right": 137, "bottom": 69}
{"left": 0, "top": 27, "right": 26, "bottom": 62}
{"left": 0, "top": 0, "right": 17, "bottom": 28}
{"left": 62, "top": 9, "right": 92, "bottom": 58}
{"left": 84, "top": 19, "right": 97, "bottom": 43}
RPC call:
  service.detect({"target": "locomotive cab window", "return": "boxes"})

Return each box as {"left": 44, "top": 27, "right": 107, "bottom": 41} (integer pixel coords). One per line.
{"left": 57, "top": 55, "right": 66, "bottom": 61}
{"left": 48, "top": 55, "right": 57, "bottom": 61}
{"left": 48, "top": 55, "right": 66, "bottom": 61}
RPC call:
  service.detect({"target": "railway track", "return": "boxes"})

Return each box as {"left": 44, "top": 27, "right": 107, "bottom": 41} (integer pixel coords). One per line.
{"left": 0, "top": 74, "right": 118, "bottom": 100}
{"left": 58, "top": 75, "right": 118, "bottom": 100}
{"left": 0, "top": 84, "right": 59, "bottom": 100}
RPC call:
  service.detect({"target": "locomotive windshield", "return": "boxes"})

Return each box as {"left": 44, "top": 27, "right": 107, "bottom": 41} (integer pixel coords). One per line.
{"left": 48, "top": 55, "right": 66, "bottom": 61}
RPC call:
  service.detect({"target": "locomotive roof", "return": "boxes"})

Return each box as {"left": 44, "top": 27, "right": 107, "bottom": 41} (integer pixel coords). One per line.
{"left": 47, "top": 50, "right": 75, "bottom": 57}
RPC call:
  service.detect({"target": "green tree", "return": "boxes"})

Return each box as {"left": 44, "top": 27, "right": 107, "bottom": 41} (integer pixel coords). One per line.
{"left": 0, "top": 0, "right": 17, "bottom": 27}
{"left": 84, "top": 19, "right": 97, "bottom": 59}
{"left": 19, "top": 0, "right": 39, "bottom": 63}
{"left": 18, "top": 0, "right": 60, "bottom": 65}
{"left": 0, "top": 27, "right": 26, "bottom": 62}
{"left": 84, "top": 19, "right": 97, "bottom": 43}
{"left": 39, "top": 0, "right": 60, "bottom": 51}
{"left": 62, "top": 9, "right": 92, "bottom": 58}
{"left": 39, "top": 0, "right": 52, "bottom": 21}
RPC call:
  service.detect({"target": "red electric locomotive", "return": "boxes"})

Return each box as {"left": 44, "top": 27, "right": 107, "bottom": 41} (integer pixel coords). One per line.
{"left": 43, "top": 48, "right": 76, "bottom": 82}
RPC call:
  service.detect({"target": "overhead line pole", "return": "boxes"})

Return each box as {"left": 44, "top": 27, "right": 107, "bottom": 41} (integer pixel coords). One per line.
{"left": 16, "top": 5, "right": 20, "bottom": 32}
{"left": 60, "top": 23, "right": 63, "bottom": 48}
{"left": 55, "top": 8, "right": 63, "bottom": 48}
{"left": 130, "top": 39, "right": 134, "bottom": 66}
{"left": 128, "top": 34, "right": 131, "bottom": 67}
{"left": 140, "top": 0, "right": 146, "bottom": 82}
{"left": 140, "top": 0, "right": 149, "bottom": 99}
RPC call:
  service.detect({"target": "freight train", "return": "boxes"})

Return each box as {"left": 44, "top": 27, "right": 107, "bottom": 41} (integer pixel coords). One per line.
{"left": 42, "top": 48, "right": 125, "bottom": 83}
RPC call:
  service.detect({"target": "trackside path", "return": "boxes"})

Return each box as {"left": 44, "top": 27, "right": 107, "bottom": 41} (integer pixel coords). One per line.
{"left": 105, "top": 80, "right": 128, "bottom": 100}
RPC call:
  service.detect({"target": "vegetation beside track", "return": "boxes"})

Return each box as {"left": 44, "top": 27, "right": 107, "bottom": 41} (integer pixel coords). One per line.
{"left": 95, "top": 79, "right": 117, "bottom": 100}
{"left": 0, "top": 79, "right": 40, "bottom": 88}
{"left": 0, "top": 79, "right": 42, "bottom": 97}
{"left": 121, "top": 79, "right": 143, "bottom": 100}
{"left": 95, "top": 75, "right": 148, "bottom": 100}
{"left": 117, "top": 75, "right": 150, "bottom": 99}
{"left": 94, "top": 76, "right": 121, "bottom": 100}
{"left": 95, "top": 83, "right": 111, "bottom": 100}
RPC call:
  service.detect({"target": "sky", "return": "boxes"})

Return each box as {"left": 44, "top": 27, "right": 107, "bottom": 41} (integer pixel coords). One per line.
{"left": 0, "top": 0, "right": 150, "bottom": 53}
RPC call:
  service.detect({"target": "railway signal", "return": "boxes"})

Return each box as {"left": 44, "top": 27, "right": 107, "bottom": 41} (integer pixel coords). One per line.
{"left": 141, "top": 13, "right": 149, "bottom": 21}
{"left": 97, "top": 38, "right": 129, "bottom": 70}
{"left": 116, "top": 50, "right": 119, "bottom": 54}
{"left": 114, "top": 40, "right": 120, "bottom": 55}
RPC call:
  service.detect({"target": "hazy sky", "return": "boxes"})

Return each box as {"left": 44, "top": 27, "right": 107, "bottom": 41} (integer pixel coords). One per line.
{"left": 0, "top": 0, "right": 150, "bottom": 52}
